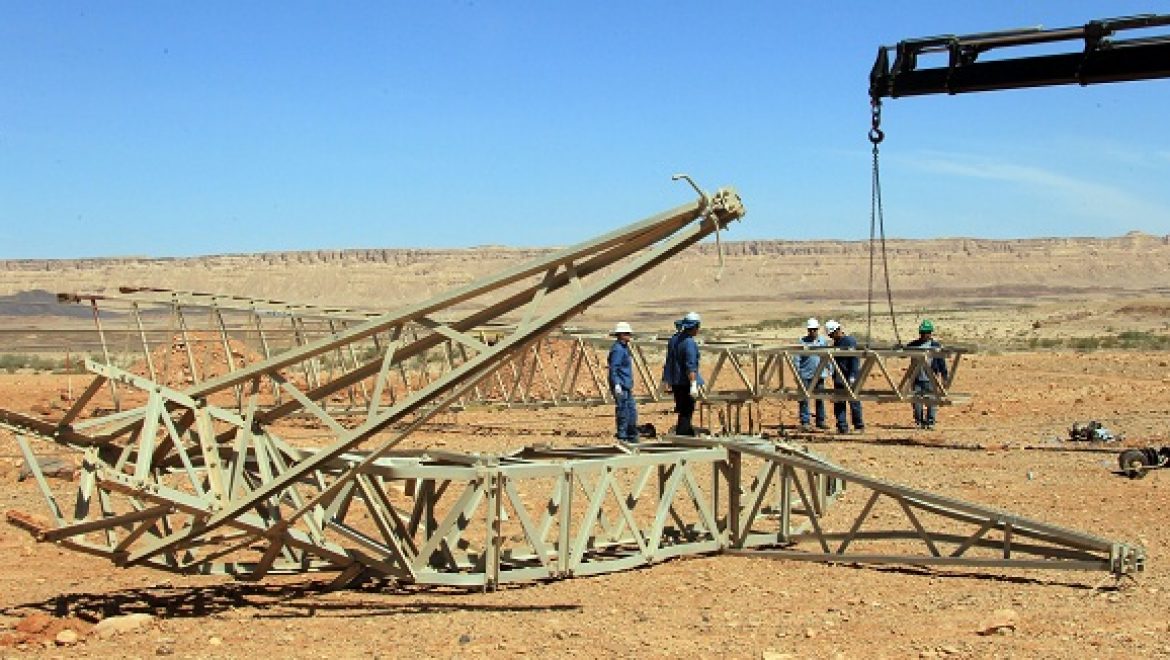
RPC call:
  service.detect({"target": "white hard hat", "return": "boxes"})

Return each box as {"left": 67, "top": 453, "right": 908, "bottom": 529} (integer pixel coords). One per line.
{"left": 824, "top": 320, "right": 841, "bottom": 334}
{"left": 611, "top": 321, "right": 633, "bottom": 335}
{"left": 806, "top": 318, "right": 820, "bottom": 329}
{"left": 684, "top": 311, "right": 701, "bottom": 323}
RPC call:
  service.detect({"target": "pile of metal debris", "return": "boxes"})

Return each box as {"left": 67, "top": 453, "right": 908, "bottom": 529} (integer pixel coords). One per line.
{"left": 1068, "top": 421, "right": 1119, "bottom": 443}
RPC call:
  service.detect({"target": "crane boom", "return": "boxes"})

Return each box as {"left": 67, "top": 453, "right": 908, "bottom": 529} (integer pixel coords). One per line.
{"left": 870, "top": 13, "right": 1170, "bottom": 100}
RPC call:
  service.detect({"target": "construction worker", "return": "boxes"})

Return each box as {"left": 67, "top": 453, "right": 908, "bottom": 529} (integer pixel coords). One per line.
{"left": 796, "top": 318, "right": 830, "bottom": 431}
{"left": 608, "top": 321, "right": 638, "bottom": 443}
{"left": 907, "top": 319, "right": 949, "bottom": 430}
{"left": 825, "top": 320, "right": 865, "bottom": 434}
{"left": 662, "top": 311, "right": 704, "bottom": 436}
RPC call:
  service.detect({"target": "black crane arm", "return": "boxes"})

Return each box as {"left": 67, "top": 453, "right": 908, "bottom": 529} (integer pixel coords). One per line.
{"left": 870, "top": 14, "right": 1170, "bottom": 100}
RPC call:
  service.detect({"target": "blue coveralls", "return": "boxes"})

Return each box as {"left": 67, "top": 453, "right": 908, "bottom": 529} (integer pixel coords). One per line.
{"left": 608, "top": 340, "right": 638, "bottom": 441}
{"left": 663, "top": 329, "right": 704, "bottom": 436}
{"left": 796, "top": 333, "right": 828, "bottom": 427}
{"left": 832, "top": 333, "right": 864, "bottom": 432}
{"left": 907, "top": 336, "right": 948, "bottom": 427}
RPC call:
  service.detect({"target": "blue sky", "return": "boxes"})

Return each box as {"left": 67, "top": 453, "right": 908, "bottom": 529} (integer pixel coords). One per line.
{"left": 3, "top": 2, "right": 1169, "bottom": 258}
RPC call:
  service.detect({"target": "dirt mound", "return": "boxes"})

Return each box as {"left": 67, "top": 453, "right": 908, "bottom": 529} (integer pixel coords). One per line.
{"left": 125, "top": 331, "right": 267, "bottom": 387}
{"left": 0, "top": 613, "right": 91, "bottom": 649}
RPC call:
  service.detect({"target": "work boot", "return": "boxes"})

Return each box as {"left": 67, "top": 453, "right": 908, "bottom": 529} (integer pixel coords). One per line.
{"left": 800, "top": 423, "right": 814, "bottom": 432}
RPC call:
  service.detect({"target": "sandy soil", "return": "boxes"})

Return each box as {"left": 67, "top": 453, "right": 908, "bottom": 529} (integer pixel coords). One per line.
{"left": 1, "top": 348, "right": 1169, "bottom": 658}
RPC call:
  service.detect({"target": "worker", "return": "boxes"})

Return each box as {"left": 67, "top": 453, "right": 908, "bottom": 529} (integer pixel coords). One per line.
{"left": 662, "top": 311, "right": 704, "bottom": 436}
{"left": 796, "top": 318, "right": 830, "bottom": 431}
{"left": 907, "top": 319, "right": 949, "bottom": 430}
{"left": 825, "top": 320, "right": 865, "bottom": 434}
{"left": 608, "top": 321, "right": 639, "bottom": 443}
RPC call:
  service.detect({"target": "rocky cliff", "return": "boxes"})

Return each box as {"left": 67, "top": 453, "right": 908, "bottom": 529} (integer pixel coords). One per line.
{"left": 2, "top": 234, "right": 1168, "bottom": 324}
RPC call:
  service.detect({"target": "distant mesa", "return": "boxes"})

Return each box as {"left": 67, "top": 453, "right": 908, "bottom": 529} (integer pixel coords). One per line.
{"left": 0, "top": 234, "right": 1168, "bottom": 314}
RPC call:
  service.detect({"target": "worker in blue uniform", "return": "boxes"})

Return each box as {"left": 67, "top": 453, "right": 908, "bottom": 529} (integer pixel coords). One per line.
{"left": 796, "top": 317, "right": 830, "bottom": 431}
{"left": 826, "top": 320, "right": 865, "bottom": 434}
{"left": 608, "top": 321, "right": 638, "bottom": 442}
{"left": 662, "top": 312, "right": 704, "bottom": 436}
{"left": 907, "top": 319, "right": 949, "bottom": 430}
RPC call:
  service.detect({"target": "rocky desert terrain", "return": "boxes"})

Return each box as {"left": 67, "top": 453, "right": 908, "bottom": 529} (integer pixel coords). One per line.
{"left": 1, "top": 232, "right": 1169, "bottom": 658}
{"left": 3, "top": 231, "right": 1169, "bottom": 343}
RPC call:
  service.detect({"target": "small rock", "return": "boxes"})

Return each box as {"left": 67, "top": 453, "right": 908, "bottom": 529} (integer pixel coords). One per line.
{"left": 54, "top": 629, "right": 79, "bottom": 646}
{"left": 209, "top": 636, "right": 223, "bottom": 646}
{"left": 804, "top": 627, "right": 817, "bottom": 639}
{"left": 977, "top": 608, "right": 1019, "bottom": 636}
{"left": 92, "top": 613, "right": 155, "bottom": 639}
{"left": 17, "top": 456, "right": 76, "bottom": 481}
{"left": 458, "top": 633, "right": 472, "bottom": 644}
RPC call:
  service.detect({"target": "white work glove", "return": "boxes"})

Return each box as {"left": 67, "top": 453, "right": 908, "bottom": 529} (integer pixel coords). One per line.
{"left": 689, "top": 381, "right": 699, "bottom": 398}
{"left": 613, "top": 384, "right": 623, "bottom": 397}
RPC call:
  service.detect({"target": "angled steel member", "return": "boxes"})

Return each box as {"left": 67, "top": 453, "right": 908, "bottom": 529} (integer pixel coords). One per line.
{"left": 2, "top": 182, "right": 745, "bottom": 581}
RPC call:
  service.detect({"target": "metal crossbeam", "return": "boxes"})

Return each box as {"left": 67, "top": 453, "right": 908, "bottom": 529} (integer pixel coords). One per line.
{"left": 699, "top": 437, "right": 1144, "bottom": 576}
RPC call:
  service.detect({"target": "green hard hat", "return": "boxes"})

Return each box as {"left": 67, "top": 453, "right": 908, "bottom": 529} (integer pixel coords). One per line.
{"left": 919, "top": 319, "right": 935, "bottom": 333}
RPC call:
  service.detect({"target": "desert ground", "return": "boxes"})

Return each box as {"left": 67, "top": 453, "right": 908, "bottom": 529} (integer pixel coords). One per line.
{"left": 1, "top": 235, "right": 1169, "bottom": 658}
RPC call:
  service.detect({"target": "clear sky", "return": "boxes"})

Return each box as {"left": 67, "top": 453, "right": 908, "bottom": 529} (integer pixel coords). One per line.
{"left": 3, "top": 2, "right": 1169, "bottom": 258}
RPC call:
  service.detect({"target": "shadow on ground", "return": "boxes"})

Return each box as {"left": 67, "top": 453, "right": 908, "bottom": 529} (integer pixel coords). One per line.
{"left": 837, "top": 561, "right": 1121, "bottom": 591}
{"left": 2, "top": 578, "right": 582, "bottom": 623}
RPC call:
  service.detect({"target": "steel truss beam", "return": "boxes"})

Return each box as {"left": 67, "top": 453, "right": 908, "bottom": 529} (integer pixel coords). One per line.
{"left": 44, "top": 290, "right": 967, "bottom": 428}
{"left": 6, "top": 426, "right": 1142, "bottom": 588}
{"left": 695, "top": 437, "right": 1145, "bottom": 576}
{"left": 2, "top": 185, "right": 747, "bottom": 580}
{"left": 497, "top": 333, "right": 967, "bottom": 431}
